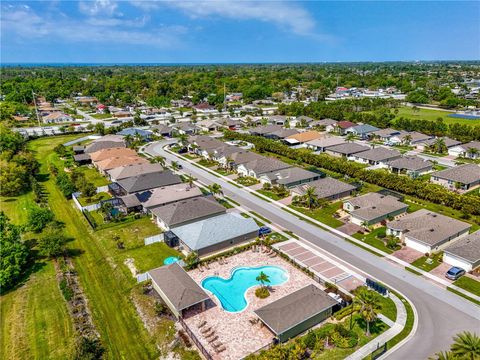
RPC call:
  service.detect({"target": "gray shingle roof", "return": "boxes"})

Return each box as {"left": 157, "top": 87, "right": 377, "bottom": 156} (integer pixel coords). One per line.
{"left": 354, "top": 147, "right": 401, "bottom": 162}
{"left": 148, "top": 263, "right": 210, "bottom": 312}
{"left": 150, "top": 196, "right": 226, "bottom": 228}
{"left": 116, "top": 170, "right": 182, "bottom": 193}
{"left": 444, "top": 231, "right": 480, "bottom": 263}
{"left": 249, "top": 125, "right": 283, "bottom": 135}
{"left": 85, "top": 140, "right": 126, "bottom": 154}
{"left": 254, "top": 284, "right": 337, "bottom": 335}
{"left": 107, "top": 163, "right": 164, "bottom": 181}
{"left": 143, "top": 183, "right": 203, "bottom": 209}
{"left": 306, "top": 136, "right": 345, "bottom": 149}
{"left": 346, "top": 193, "right": 408, "bottom": 222}
{"left": 387, "top": 209, "right": 472, "bottom": 246}
{"left": 262, "top": 167, "right": 320, "bottom": 185}
{"left": 171, "top": 213, "right": 259, "bottom": 251}
{"left": 348, "top": 124, "right": 379, "bottom": 134}
{"left": 242, "top": 158, "right": 292, "bottom": 175}
{"left": 326, "top": 142, "right": 371, "bottom": 155}
{"left": 388, "top": 156, "right": 433, "bottom": 171}
{"left": 293, "top": 177, "right": 356, "bottom": 199}
{"left": 431, "top": 164, "right": 480, "bottom": 185}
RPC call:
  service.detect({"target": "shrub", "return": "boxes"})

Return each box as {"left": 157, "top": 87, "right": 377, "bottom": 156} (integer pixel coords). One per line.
{"left": 303, "top": 330, "right": 317, "bottom": 350}
{"left": 255, "top": 287, "right": 270, "bottom": 299}
{"left": 59, "top": 279, "right": 74, "bottom": 301}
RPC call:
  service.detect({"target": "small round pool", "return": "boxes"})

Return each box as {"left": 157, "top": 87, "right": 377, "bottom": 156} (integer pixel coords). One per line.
{"left": 164, "top": 256, "right": 180, "bottom": 265}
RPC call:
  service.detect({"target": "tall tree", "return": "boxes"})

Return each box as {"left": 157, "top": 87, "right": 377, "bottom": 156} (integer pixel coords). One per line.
{"left": 353, "top": 287, "right": 382, "bottom": 336}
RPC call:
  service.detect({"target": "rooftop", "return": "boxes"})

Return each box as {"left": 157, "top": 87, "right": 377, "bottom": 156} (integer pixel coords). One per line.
{"left": 107, "top": 163, "right": 164, "bottom": 181}
{"left": 171, "top": 213, "right": 259, "bottom": 251}
{"left": 293, "top": 177, "right": 356, "bottom": 199}
{"left": 148, "top": 263, "right": 210, "bottom": 312}
{"left": 285, "top": 130, "right": 322, "bottom": 143}
{"left": 116, "top": 170, "right": 182, "bottom": 194}
{"left": 254, "top": 284, "right": 337, "bottom": 336}
{"left": 388, "top": 156, "right": 433, "bottom": 171}
{"left": 443, "top": 230, "right": 480, "bottom": 263}
{"left": 142, "top": 183, "right": 203, "bottom": 209}
{"left": 387, "top": 209, "right": 471, "bottom": 246}
{"left": 326, "top": 142, "right": 371, "bottom": 155}
{"left": 346, "top": 192, "right": 408, "bottom": 222}
{"left": 150, "top": 196, "right": 226, "bottom": 228}
{"left": 431, "top": 164, "right": 480, "bottom": 185}
{"left": 90, "top": 147, "right": 138, "bottom": 162}
{"left": 354, "top": 147, "right": 401, "bottom": 162}
{"left": 241, "top": 157, "right": 292, "bottom": 175}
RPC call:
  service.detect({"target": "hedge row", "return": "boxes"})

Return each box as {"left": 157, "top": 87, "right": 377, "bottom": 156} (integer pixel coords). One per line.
{"left": 224, "top": 131, "right": 480, "bottom": 215}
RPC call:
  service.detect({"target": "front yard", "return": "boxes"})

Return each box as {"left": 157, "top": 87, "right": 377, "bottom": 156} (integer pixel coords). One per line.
{"left": 410, "top": 252, "right": 443, "bottom": 272}
{"left": 235, "top": 176, "right": 260, "bottom": 186}
{"left": 352, "top": 227, "right": 396, "bottom": 254}
{"left": 289, "top": 202, "right": 344, "bottom": 228}
{"left": 453, "top": 276, "right": 480, "bottom": 297}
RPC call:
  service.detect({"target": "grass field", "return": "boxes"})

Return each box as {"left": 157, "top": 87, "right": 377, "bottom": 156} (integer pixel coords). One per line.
{"left": 1, "top": 135, "right": 166, "bottom": 359}
{"left": 0, "top": 262, "right": 75, "bottom": 360}
{"left": 75, "top": 166, "right": 110, "bottom": 187}
{"left": 393, "top": 106, "right": 480, "bottom": 126}
{"left": 410, "top": 252, "right": 443, "bottom": 272}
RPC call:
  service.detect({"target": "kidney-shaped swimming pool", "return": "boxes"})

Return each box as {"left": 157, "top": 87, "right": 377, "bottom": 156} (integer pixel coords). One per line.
{"left": 201, "top": 265, "right": 288, "bottom": 312}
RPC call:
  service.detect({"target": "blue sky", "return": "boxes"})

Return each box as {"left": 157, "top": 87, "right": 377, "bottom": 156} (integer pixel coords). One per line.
{"left": 1, "top": 1, "right": 479, "bottom": 63}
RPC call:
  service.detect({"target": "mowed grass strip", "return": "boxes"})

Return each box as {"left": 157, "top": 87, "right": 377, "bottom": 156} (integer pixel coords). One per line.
{"left": 0, "top": 262, "right": 75, "bottom": 360}
{"left": 28, "top": 136, "right": 159, "bottom": 359}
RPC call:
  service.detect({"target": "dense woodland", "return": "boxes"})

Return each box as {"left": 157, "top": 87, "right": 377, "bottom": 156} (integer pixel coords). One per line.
{"left": 1, "top": 62, "right": 479, "bottom": 116}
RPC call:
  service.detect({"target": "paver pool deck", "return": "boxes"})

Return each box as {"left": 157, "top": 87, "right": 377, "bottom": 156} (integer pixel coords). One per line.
{"left": 184, "top": 249, "right": 319, "bottom": 360}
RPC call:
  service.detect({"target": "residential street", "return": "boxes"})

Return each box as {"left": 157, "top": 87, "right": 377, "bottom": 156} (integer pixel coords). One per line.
{"left": 144, "top": 140, "right": 480, "bottom": 360}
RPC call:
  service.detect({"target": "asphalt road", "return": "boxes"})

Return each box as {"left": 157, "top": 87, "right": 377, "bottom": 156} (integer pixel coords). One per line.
{"left": 144, "top": 141, "right": 480, "bottom": 359}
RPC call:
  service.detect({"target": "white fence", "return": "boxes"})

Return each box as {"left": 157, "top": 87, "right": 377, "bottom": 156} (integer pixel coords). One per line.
{"left": 136, "top": 272, "right": 150, "bottom": 283}
{"left": 144, "top": 233, "right": 164, "bottom": 245}
{"left": 72, "top": 192, "right": 103, "bottom": 212}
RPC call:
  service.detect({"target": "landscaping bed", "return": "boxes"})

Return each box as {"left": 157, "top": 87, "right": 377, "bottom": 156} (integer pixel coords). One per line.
{"left": 235, "top": 176, "right": 259, "bottom": 186}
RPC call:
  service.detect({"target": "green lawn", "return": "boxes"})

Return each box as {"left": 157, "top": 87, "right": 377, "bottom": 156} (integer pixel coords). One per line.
{"left": 77, "top": 192, "right": 111, "bottom": 206}
{"left": 410, "top": 252, "right": 443, "bottom": 272}
{"left": 75, "top": 166, "right": 110, "bottom": 187}
{"left": 352, "top": 227, "right": 394, "bottom": 254}
{"left": 393, "top": 106, "right": 480, "bottom": 126}
{"left": 197, "top": 159, "right": 217, "bottom": 167}
{"left": 257, "top": 189, "right": 288, "bottom": 200}
{"left": 235, "top": 176, "right": 259, "bottom": 186}
{"left": 91, "top": 113, "right": 114, "bottom": 119}
{"left": 0, "top": 192, "right": 34, "bottom": 225}
{"left": 289, "top": 202, "right": 344, "bottom": 228}
{"left": 19, "top": 135, "right": 162, "bottom": 359}
{"left": 453, "top": 276, "right": 480, "bottom": 297}
{"left": 0, "top": 262, "right": 75, "bottom": 360}
{"left": 378, "top": 296, "right": 397, "bottom": 322}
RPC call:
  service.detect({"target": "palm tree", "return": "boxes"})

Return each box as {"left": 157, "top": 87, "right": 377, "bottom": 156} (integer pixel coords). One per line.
{"left": 402, "top": 134, "right": 412, "bottom": 146}
{"left": 124, "top": 134, "right": 133, "bottom": 145}
{"left": 256, "top": 271, "right": 270, "bottom": 288}
{"left": 187, "top": 174, "right": 195, "bottom": 188}
{"left": 467, "top": 147, "right": 479, "bottom": 159}
{"left": 152, "top": 156, "right": 166, "bottom": 167}
{"left": 353, "top": 287, "right": 382, "bottom": 336}
{"left": 451, "top": 331, "right": 480, "bottom": 360}
{"left": 304, "top": 186, "right": 318, "bottom": 209}
{"left": 225, "top": 156, "right": 234, "bottom": 170}
{"left": 345, "top": 133, "right": 356, "bottom": 143}
{"left": 208, "top": 183, "right": 222, "bottom": 197}
{"left": 429, "top": 351, "right": 458, "bottom": 360}
{"left": 178, "top": 133, "right": 188, "bottom": 147}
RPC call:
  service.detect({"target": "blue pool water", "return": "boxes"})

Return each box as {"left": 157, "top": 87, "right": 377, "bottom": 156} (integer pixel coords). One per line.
{"left": 164, "top": 256, "right": 180, "bottom": 265}
{"left": 202, "top": 266, "right": 288, "bottom": 312}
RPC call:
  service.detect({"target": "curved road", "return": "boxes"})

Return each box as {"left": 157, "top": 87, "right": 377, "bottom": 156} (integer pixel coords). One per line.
{"left": 144, "top": 141, "right": 480, "bottom": 359}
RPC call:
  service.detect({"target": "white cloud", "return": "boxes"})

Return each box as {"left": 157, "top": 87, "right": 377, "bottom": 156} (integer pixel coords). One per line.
{"left": 130, "top": 0, "right": 316, "bottom": 35}
{"left": 79, "top": 0, "right": 119, "bottom": 17}
{"left": 1, "top": 4, "right": 186, "bottom": 48}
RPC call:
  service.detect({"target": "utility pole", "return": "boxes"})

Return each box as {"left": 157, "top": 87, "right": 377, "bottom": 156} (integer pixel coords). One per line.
{"left": 32, "top": 90, "right": 41, "bottom": 126}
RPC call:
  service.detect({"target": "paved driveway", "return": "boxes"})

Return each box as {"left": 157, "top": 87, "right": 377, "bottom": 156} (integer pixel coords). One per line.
{"left": 393, "top": 247, "right": 424, "bottom": 263}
